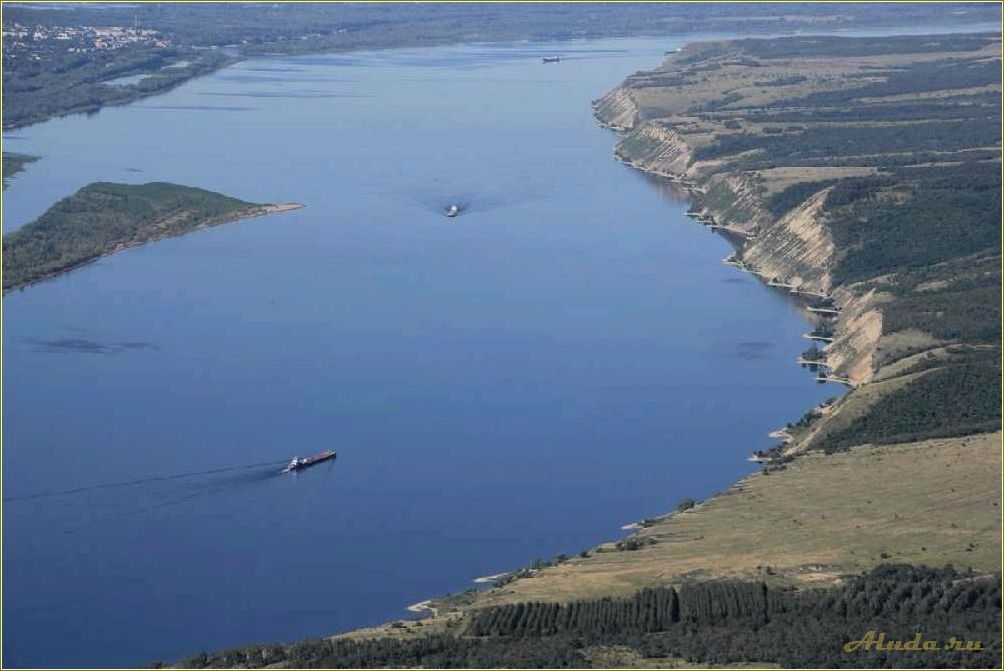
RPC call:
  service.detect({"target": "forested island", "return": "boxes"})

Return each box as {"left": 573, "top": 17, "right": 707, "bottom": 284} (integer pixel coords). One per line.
{"left": 2, "top": 182, "right": 300, "bottom": 293}
{"left": 2, "top": 151, "right": 38, "bottom": 189}
{"left": 177, "top": 30, "right": 1002, "bottom": 669}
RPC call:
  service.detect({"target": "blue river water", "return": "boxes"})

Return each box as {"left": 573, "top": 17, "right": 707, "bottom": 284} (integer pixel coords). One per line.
{"left": 2, "top": 36, "right": 849, "bottom": 667}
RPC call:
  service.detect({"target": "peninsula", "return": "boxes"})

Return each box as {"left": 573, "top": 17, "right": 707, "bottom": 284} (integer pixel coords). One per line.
{"left": 2, "top": 181, "right": 301, "bottom": 293}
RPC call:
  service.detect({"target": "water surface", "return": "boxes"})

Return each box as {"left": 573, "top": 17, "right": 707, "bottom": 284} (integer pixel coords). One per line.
{"left": 3, "top": 37, "right": 840, "bottom": 667}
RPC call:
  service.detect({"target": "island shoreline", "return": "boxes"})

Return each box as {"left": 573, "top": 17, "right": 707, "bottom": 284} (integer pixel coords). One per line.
{"left": 2, "top": 201, "right": 303, "bottom": 296}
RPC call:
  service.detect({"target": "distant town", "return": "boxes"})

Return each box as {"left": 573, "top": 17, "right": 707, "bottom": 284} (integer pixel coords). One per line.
{"left": 2, "top": 22, "right": 169, "bottom": 63}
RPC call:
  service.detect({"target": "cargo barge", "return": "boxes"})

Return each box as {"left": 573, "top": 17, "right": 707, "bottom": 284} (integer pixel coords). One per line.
{"left": 282, "top": 450, "right": 337, "bottom": 473}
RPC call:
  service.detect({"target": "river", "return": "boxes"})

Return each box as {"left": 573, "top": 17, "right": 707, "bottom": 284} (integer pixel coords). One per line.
{"left": 3, "top": 35, "right": 851, "bottom": 667}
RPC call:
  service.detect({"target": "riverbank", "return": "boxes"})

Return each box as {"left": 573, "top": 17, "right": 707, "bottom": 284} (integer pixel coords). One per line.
{"left": 593, "top": 30, "right": 1001, "bottom": 452}
{"left": 8, "top": 4, "right": 998, "bottom": 132}
{"left": 300, "top": 429, "right": 1000, "bottom": 666}
{"left": 2, "top": 49, "right": 236, "bottom": 131}
{"left": 2, "top": 182, "right": 302, "bottom": 294}
{"left": 327, "top": 28, "right": 1001, "bottom": 645}
{"left": 491, "top": 26, "right": 1003, "bottom": 586}
{"left": 458, "top": 431, "right": 1003, "bottom": 604}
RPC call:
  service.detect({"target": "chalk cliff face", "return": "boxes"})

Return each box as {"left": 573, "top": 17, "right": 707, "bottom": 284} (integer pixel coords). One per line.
{"left": 598, "top": 82, "right": 891, "bottom": 400}
{"left": 605, "top": 117, "right": 884, "bottom": 392}
{"left": 827, "top": 289, "right": 883, "bottom": 385}
{"left": 741, "top": 189, "right": 834, "bottom": 294}
{"left": 593, "top": 88, "right": 640, "bottom": 131}
{"left": 612, "top": 121, "right": 693, "bottom": 176}
{"left": 591, "top": 31, "right": 1002, "bottom": 466}
{"left": 697, "top": 173, "right": 771, "bottom": 231}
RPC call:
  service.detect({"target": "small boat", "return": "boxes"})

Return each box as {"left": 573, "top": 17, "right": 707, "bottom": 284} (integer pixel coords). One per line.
{"left": 282, "top": 450, "right": 336, "bottom": 473}
{"left": 542, "top": 56, "right": 561, "bottom": 63}
{"left": 445, "top": 204, "right": 460, "bottom": 218}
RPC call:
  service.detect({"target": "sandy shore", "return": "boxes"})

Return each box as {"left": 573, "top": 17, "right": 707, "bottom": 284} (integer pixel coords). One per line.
{"left": 259, "top": 202, "right": 305, "bottom": 214}
{"left": 406, "top": 599, "right": 436, "bottom": 615}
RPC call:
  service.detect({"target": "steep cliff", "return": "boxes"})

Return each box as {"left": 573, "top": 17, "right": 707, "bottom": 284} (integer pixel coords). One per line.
{"left": 613, "top": 121, "right": 693, "bottom": 176}
{"left": 740, "top": 188, "right": 834, "bottom": 293}
{"left": 597, "top": 32, "right": 1001, "bottom": 452}
{"left": 825, "top": 288, "right": 883, "bottom": 385}
{"left": 593, "top": 87, "right": 640, "bottom": 131}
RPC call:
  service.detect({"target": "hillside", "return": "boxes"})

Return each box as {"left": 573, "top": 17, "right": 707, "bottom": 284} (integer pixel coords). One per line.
{"left": 2, "top": 181, "right": 299, "bottom": 293}
{"left": 594, "top": 32, "right": 1002, "bottom": 452}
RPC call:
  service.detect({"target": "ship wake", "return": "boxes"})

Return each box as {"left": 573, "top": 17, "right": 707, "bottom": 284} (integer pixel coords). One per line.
{"left": 3, "top": 459, "right": 287, "bottom": 503}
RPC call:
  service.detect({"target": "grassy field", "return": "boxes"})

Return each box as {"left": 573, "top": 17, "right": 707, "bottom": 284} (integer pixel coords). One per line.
{"left": 334, "top": 431, "right": 1000, "bottom": 652}
{"left": 447, "top": 431, "right": 1001, "bottom": 609}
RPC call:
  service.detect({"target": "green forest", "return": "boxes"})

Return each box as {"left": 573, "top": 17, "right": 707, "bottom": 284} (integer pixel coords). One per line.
{"left": 2, "top": 151, "right": 37, "bottom": 189}
{"left": 824, "top": 164, "right": 1001, "bottom": 285}
{"left": 178, "top": 565, "right": 1001, "bottom": 669}
{"left": 2, "top": 47, "right": 232, "bottom": 129}
{"left": 818, "top": 355, "right": 1002, "bottom": 450}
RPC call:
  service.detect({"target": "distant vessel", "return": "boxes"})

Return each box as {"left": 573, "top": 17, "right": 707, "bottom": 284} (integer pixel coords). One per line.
{"left": 445, "top": 204, "right": 460, "bottom": 217}
{"left": 282, "top": 450, "right": 336, "bottom": 473}
{"left": 542, "top": 56, "right": 561, "bottom": 63}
